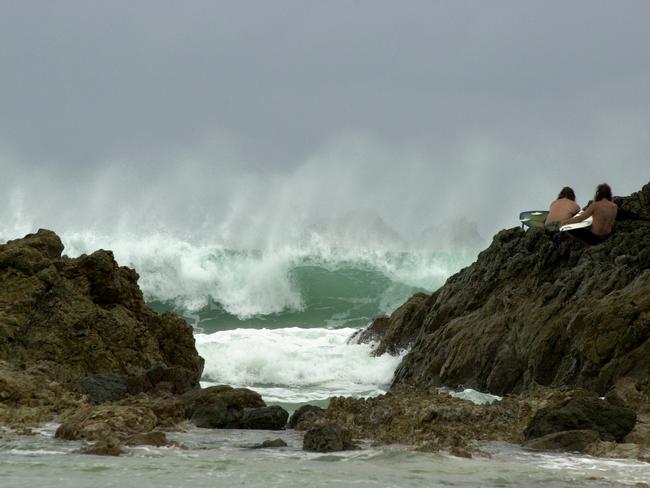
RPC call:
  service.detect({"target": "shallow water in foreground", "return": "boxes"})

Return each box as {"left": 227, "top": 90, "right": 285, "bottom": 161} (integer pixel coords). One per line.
{"left": 1, "top": 425, "right": 648, "bottom": 488}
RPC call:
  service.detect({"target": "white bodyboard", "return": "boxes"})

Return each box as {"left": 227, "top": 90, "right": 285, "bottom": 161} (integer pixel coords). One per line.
{"left": 560, "top": 212, "right": 593, "bottom": 232}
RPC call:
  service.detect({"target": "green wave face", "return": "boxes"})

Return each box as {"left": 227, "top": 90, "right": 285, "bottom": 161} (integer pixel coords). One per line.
{"left": 147, "top": 250, "right": 475, "bottom": 333}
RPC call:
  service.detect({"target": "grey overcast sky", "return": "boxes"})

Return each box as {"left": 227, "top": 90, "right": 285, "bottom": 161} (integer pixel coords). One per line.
{"left": 1, "top": 0, "right": 649, "bottom": 244}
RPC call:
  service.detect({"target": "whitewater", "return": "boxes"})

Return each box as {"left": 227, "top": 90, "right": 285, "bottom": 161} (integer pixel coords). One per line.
{"left": 58, "top": 230, "right": 471, "bottom": 407}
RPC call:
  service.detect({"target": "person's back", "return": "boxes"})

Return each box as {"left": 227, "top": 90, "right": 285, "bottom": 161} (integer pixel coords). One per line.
{"left": 545, "top": 186, "right": 579, "bottom": 231}
{"left": 589, "top": 196, "right": 617, "bottom": 236}
{"left": 547, "top": 197, "right": 580, "bottom": 222}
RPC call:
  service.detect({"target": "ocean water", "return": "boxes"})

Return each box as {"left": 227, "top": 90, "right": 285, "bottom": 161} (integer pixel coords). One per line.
{"left": 2, "top": 425, "right": 649, "bottom": 488}
{"left": 1, "top": 230, "right": 648, "bottom": 486}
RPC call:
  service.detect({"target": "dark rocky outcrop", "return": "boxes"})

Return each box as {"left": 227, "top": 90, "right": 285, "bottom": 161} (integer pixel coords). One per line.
{"left": 524, "top": 396, "right": 637, "bottom": 442}
{"left": 361, "top": 182, "right": 650, "bottom": 396}
{"left": 80, "top": 374, "right": 129, "bottom": 403}
{"left": 303, "top": 423, "right": 355, "bottom": 452}
{"left": 0, "top": 229, "right": 204, "bottom": 394}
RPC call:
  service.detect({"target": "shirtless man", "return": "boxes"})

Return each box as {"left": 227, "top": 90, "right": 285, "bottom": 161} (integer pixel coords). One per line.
{"left": 561, "top": 183, "right": 618, "bottom": 245}
{"left": 545, "top": 186, "right": 580, "bottom": 232}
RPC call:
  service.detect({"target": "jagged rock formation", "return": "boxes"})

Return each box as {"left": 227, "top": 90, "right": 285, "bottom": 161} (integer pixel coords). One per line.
{"left": 365, "top": 182, "right": 650, "bottom": 396}
{"left": 0, "top": 229, "right": 204, "bottom": 393}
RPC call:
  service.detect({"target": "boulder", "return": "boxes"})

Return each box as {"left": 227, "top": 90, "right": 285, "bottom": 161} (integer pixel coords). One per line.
{"left": 303, "top": 423, "right": 355, "bottom": 452}
{"left": 240, "top": 406, "right": 289, "bottom": 430}
{"left": 524, "top": 397, "right": 637, "bottom": 442}
{"left": 182, "top": 385, "right": 265, "bottom": 428}
{"left": 288, "top": 405, "right": 326, "bottom": 430}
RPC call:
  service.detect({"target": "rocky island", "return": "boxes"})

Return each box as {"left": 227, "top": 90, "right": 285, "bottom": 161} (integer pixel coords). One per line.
{"left": 1, "top": 182, "right": 649, "bottom": 461}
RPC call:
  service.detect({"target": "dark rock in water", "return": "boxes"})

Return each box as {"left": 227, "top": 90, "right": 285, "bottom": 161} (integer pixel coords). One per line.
{"left": 190, "top": 404, "right": 230, "bottom": 429}
{"left": 182, "top": 385, "right": 266, "bottom": 428}
{"left": 78, "top": 436, "right": 125, "bottom": 456}
{"left": 356, "top": 182, "right": 650, "bottom": 396}
{"left": 523, "top": 429, "right": 601, "bottom": 452}
{"left": 347, "top": 315, "right": 390, "bottom": 345}
{"left": 303, "top": 423, "right": 355, "bottom": 452}
{"left": 0, "top": 229, "right": 204, "bottom": 395}
{"left": 524, "top": 396, "right": 637, "bottom": 442}
{"left": 248, "top": 438, "right": 288, "bottom": 449}
{"left": 79, "top": 374, "right": 129, "bottom": 403}
{"left": 240, "top": 406, "right": 289, "bottom": 430}
{"left": 55, "top": 404, "right": 159, "bottom": 441}
{"left": 346, "top": 295, "right": 433, "bottom": 357}
{"left": 288, "top": 405, "right": 326, "bottom": 430}
{"left": 123, "top": 431, "right": 170, "bottom": 447}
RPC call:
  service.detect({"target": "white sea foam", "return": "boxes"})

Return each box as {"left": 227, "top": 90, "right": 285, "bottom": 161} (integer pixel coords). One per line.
{"left": 196, "top": 327, "right": 404, "bottom": 403}
{"left": 444, "top": 388, "right": 502, "bottom": 405}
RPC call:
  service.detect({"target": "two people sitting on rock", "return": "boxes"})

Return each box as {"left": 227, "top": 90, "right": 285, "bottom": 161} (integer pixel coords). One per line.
{"left": 560, "top": 183, "right": 617, "bottom": 246}
{"left": 545, "top": 186, "right": 581, "bottom": 232}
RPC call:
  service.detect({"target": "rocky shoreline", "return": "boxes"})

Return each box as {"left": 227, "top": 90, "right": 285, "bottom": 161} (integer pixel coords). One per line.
{"left": 1, "top": 182, "right": 649, "bottom": 462}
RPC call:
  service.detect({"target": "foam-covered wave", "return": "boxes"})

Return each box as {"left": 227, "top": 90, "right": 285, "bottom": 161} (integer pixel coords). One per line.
{"left": 57, "top": 231, "right": 477, "bottom": 330}
{"left": 196, "top": 327, "right": 404, "bottom": 403}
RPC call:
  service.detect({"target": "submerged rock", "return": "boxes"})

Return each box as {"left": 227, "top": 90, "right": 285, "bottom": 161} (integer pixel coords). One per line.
{"left": 248, "top": 438, "right": 288, "bottom": 449}
{"left": 123, "top": 431, "right": 172, "bottom": 447}
{"left": 78, "top": 436, "right": 125, "bottom": 456}
{"left": 523, "top": 429, "right": 601, "bottom": 452}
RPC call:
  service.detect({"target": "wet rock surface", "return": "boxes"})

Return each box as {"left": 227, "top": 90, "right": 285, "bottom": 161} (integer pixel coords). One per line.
{"left": 358, "top": 182, "right": 650, "bottom": 397}
{"left": 80, "top": 374, "right": 129, "bottom": 403}
{"left": 182, "top": 385, "right": 267, "bottom": 429}
{"left": 248, "top": 438, "right": 288, "bottom": 449}
{"left": 0, "top": 229, "right": 204, "bottom": 392}
{"left": 524, "top": 396, "right": 637, "bottom": 442}
{"left": 288, "top": 405, "right": 326, "bottom": 430}
{"left": 523, "top": 429, "right": 601, "bottom": 452}
{"left": 303, "top": 423, "right": 355, "bottom": 452}
{"left": 240, "top": 405, "right": 289, "bottom": 430}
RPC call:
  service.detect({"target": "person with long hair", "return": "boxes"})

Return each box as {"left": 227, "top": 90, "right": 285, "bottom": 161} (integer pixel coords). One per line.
{"left": 561, "top": 183, "right": 618, "bottom": 246}
{"left": 545, "top": 186, "right": 580, "bottom": 232}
